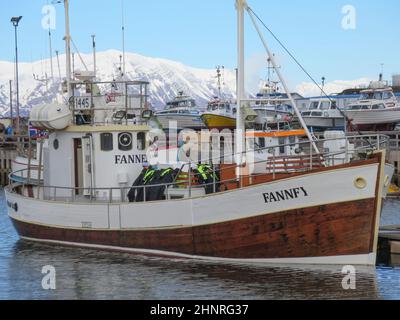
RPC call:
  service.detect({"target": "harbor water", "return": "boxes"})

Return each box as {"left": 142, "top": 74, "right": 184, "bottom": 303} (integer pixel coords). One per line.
{"left": 1, "top": 188, "right": 400, "bottom": 300}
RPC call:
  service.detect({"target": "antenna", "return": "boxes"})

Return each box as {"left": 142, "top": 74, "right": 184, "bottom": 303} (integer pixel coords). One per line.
{"left": 216, "top": 66, "right": 224, "bottom": 98}
{"left": 55, "top": 50, "right": 62, "bottom": 79}
{"left": 72, "top": 51, "right": 75, "bottom": 76}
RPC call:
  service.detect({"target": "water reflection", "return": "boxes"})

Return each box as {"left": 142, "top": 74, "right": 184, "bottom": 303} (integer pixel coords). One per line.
{"left": 2, "top": 240, "right": 379, "bottom": 300}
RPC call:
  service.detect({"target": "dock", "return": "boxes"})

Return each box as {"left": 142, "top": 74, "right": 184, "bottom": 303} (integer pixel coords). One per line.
{"left": 0, "top": 134, "right": 30, "bottom": 186}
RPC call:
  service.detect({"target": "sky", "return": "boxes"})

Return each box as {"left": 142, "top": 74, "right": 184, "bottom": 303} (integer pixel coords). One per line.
{"left": 0, "top": 0, "right": 399, "bottom": 91}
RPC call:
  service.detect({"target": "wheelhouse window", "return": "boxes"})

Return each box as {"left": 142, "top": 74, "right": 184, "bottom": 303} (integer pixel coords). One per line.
{"left": 383, "top": 92, "right": 394, "bottom": 100}
{"left": 100, "top": 133, "right": 113, "bottom": 151}
{"left": 372, "top": 104, "right": 385, "bottom": 110}
{"left": 137, "top": 132, "right": 146, "bottom": 150}
{"left": 311, "top": 111, "right": 323, "bottom": 117}
{"left": 309, "top": 102, "right": 319, "bottom": 110}
{"left": 320, "top": 102, "right": 330, "bottom": 110}
{"left": 278, "top": 138, "right": 286, "bottom": 155}
{"left": 258, "top": 137, "right": 266, "bottom": 149}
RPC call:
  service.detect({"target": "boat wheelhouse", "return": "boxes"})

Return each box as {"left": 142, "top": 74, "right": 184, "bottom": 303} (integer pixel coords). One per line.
{"left": 201, "top": 98, "right": 257, "bottom": 131}
{"left": 155, "top": 92, "right": 205, "bottom": 131}
{"left": 301, "top": 98, "right": 345, "bottom": 131}
{"left": 201, "top": 99, "right": 237, "bottom": 130}
{"left": 344, "top": 85, "right": 400, "bottom": 131}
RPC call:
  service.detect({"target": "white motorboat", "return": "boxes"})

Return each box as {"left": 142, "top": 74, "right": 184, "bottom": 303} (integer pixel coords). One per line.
{"left": 155, "top": 92, "right": 205, "bottom": 131}
{"left": 344, "top": 83, "right": 400, "bottom": 131}
{"left": 301, "top": 98, "right": 345, "bottom": 131}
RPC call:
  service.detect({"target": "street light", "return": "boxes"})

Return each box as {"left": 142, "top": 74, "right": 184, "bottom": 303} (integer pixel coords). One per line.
{"left": 11, "top": 16, "right": 22, "bottom": 135}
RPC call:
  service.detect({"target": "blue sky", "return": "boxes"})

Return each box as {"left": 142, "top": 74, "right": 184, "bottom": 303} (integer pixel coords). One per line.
{"left": 0, "top": 0, "right": 399, "bottom": 87}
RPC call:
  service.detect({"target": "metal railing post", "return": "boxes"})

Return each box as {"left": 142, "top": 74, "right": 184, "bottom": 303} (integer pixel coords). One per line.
{"left": 213, "top": 165, "right": 216, "bottom": 193}
{"left": 188, "top": 162, "right": 192, "bottom": 198}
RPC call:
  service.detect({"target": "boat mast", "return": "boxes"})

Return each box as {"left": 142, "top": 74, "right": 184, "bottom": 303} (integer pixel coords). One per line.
{"left": 236, "top": 0, "right": 246, "bottom": 167}
{"left": 48, "top": 29, "right": 54, "bottom": 80}
{"left": 92, "top": 34, "right": 97, "bottom": 78}
{"left": 121, "top": 0, "right": 126, "bottom": 77}
{"left": 64, "top": 0, "right": 72, "bottom": 97}
{"left": 246, "top": 7, "right": 320, "bottom": 154}
{"left": 216, "top": 66, "right": 224, "bottom": 98}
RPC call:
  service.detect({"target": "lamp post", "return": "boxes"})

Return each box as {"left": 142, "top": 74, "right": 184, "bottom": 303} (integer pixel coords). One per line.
{"left": 11, "top": 16, "right": 22, "bottom": 135}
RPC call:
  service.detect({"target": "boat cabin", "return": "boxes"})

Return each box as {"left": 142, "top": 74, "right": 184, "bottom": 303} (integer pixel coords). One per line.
{"left": 301, "top": 99, "right": 338, "bottom": 118}
{"left": 31, "top": 79, "right": 152, "bottom": 201}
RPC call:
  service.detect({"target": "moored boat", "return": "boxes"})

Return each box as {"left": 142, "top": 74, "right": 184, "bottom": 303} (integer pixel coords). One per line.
{"left": 3, "top": 0, "right": 395, "bottom": 267}
{"left": 301, "top": 98, "right": 345, "bottom": 131}
{"left": 344, "top": 83, "right": 400, "bottom": 131}
{"left": 155, "top": 92, "right": 205, "bottom": 131}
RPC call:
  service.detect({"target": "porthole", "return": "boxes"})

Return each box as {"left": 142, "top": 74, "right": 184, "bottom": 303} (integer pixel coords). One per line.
{"left": 354, "top": 177, "right": 367, "bottom": 190}
{"left": 53, "top": 139, "right": 59, "bottom": 150}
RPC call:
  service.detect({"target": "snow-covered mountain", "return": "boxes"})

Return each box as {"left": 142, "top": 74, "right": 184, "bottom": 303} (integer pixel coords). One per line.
{"left": 0, "top": 50, "right": 238, "bottom": 116}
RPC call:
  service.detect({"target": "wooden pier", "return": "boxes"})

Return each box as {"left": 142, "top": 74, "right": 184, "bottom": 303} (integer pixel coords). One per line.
{"left": 0, "top": 135, "right": 31, "bottom": 186}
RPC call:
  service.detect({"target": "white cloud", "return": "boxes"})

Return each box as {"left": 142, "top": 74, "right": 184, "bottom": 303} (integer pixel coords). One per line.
{"left": 296, "top": 78, "right": 371, "bottom": 97}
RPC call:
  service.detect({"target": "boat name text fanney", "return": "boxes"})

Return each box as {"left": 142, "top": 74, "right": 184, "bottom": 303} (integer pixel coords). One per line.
{"left": 263, "top": 187, "right": 309, "bottom": 203}
{"left": 115, "top": 154, "right": 148, "bottom": 165}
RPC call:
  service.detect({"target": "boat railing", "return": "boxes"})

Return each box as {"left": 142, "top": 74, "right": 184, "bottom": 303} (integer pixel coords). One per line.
{"left": 69, "top": 80, "right": 150, "bottom": 126}
{"left": 7, "top": 134, "right": 390, "bottom": 204}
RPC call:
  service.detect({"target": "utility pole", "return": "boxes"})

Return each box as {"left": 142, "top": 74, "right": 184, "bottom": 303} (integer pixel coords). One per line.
{"left": 11, "top": 16, "right": 22, "bottom": 135}
{"left": 236, "top": 0, "right": 246, "bottom": 171}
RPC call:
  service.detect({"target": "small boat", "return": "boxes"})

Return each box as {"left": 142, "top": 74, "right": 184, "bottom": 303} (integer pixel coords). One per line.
{"left": 201, "top": 98, "right": 257, "bottom": 130}
{"left": 201, "top": 99, "right": 237, "bottom": 130}
{"left": 344, "top": 83, "right": 400, "bottom": 131}
{"left": 155, "top": 92, "right": 205, "bottom": 131}
{"left": 252, "top": 103, "right": 293, "bottom": 130}
{"left": 301, "top": 98, "right": 345, "bottom": 131}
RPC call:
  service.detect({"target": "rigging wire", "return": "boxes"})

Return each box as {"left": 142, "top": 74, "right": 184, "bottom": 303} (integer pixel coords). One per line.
{"left": 247, "top": 7, "right": 373, "bottom": 146}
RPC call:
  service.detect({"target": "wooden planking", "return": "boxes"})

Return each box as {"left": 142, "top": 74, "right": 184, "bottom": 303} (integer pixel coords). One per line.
{"left": 11, "top": 198, "right": 376, "bottom": 259}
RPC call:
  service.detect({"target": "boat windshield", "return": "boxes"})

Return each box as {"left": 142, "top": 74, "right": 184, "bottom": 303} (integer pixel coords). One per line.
{"left": 382, "top": 91, "right": 395, "bottom": 100}
{"left": 360, "top": 92, "right": 389, "bottom": 100}
{"left": 309, "top": 101, "right": 319, "bottom": 110}
{"left": 320, "top": 101, "right": 331, "bottom": 110}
